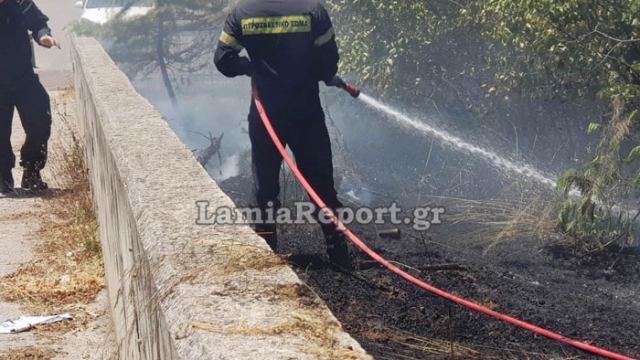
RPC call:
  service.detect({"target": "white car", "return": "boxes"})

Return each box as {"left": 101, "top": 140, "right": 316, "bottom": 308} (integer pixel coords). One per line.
{"left": 74, "top": 0, "right": 154, "bottom": 25}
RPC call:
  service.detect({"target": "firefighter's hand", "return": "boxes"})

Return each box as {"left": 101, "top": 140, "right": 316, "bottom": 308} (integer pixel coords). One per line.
{"left": 325, "top": 75, "right": 344, "bottom": 88}
{"left": 39, "top": 35, "right": 61, "bottom": 49}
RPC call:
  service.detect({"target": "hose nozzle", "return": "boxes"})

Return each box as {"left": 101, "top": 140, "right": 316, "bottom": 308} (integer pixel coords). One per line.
{"left": 327, "top": 75, "right": 361, "bottom": 98}
{"left": 342, "top": 81, "right": 361, "bottom": 98}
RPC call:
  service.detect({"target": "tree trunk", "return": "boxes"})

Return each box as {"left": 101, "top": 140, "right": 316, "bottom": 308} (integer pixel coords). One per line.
{"left": 156, "top": 10, "right": 177, "bottom": 106}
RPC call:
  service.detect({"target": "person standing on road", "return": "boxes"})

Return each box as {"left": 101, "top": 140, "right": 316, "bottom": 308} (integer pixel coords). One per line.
{"left": 214, "top": 0, "right": 352, "bottom": 268}
{"left": 0, "top": 0, "right": 60, "bottom": 194}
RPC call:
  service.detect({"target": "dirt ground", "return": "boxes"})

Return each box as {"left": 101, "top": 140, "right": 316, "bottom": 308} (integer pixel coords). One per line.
{"left": 220, "top": 173, "right": 640, "bottom": 360}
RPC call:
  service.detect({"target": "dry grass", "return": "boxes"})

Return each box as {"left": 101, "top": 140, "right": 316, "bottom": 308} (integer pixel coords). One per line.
{"left": 0, "top": 347, "right": 55, "bottom": 360}
{"left": 214, "top": 243, "right": 287, "bottom": 275}
{"left": 0, "top": 211, "right": 35, "bottom": 221}
{"left": 192, "top": 305, "right": 362, "bottom": 360}
{"left": 361, "top": 327, "right": 479, "bottom": 359}
{"left": 0, "top": 91, "right": 104, "bottom": 313}
{"left": 434, "top": 195, "right": 557, "bottom": 254}
{"left": 191, "top": 239, "right": 288, "bottom": 275}
{"left": 363, "top": 326, "right": 580, "bottom": 360}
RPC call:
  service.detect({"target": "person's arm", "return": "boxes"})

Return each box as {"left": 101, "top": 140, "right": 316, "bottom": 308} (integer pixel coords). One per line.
{"left": 312, "top": 2, "right": 339, "bottom": 83}
{"left": 16, "top": 0, "right": 59, "bottom": 48}
{"left": 214, "top": 8, "right": 252, "bottom": 77}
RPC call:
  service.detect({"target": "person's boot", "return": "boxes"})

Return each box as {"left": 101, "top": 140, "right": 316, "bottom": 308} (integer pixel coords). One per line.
{"left": 255, "top": 223, "right": 277, "bottom": 252}
{"left": 325, "top": 231, "right": 352, "bottom": 270}
{"left": 255, "top": 201, "right": 280, "bottom": 251}
{"left": 0, "top": 169, "right": 14, "bottom": 194}
{"left": 21, "top": 166, "right": 48, "bottom": 192}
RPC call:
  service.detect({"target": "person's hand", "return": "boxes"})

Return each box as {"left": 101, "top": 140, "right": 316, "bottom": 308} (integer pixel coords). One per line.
{"left": 325, "top": 75, "right": 344, "bottom": 87}
{"left": 39, "top": 35, "right": 61, "bottom": 49}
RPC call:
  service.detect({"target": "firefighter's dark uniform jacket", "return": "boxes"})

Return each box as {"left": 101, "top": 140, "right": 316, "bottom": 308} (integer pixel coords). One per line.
{"left": 0, "top": 0, "right": 52, "bottom": 172}
{"left": 0, "top": 0, "right": 51, "bottom": 87}
{"left": 215, "top": 0, "right": 339, "bottom": 104}
{"left": 214, "top": 0, "right": 342, "bottom": 214}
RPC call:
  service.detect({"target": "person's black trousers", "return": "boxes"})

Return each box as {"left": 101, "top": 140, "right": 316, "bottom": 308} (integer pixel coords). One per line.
{"left": 0, "top": 74, "right": 51, "bottom": 172}
{"left": 248, "top": 93, "right": 342, "bottom": 219}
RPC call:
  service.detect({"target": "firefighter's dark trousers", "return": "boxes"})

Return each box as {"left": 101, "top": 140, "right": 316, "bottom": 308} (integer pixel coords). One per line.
{"left": 0, "top": 74, "right": 51, "bottom": 172}
{"left": 248, "top": 93, "right": 342, "bottom": 218}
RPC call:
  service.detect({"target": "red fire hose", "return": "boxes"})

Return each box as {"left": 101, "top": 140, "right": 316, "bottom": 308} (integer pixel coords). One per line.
{"left": 251, "top": 83, "right": 635, "bottom": 360}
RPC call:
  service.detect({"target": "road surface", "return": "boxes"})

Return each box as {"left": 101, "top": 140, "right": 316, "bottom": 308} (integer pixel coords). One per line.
{"left": 33, "top": 0, "right": 82, "bottom": 89}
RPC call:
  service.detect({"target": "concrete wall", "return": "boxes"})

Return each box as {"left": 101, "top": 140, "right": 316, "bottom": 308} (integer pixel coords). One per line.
{"left": 71, "top": 36, "right": 371, "bottom": 360}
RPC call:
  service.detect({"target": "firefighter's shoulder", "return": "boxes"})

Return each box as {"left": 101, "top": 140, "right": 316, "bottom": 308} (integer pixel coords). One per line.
{"left": 233, "top": 0, "right": 324, "bottom": 16}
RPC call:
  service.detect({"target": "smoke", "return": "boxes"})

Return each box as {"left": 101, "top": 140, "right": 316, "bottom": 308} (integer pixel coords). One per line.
{"left": 212, "top": 152, "right": 241, "bottom": 181}
{"left": 127, "top": 60, "right": 253, "bottom": 182}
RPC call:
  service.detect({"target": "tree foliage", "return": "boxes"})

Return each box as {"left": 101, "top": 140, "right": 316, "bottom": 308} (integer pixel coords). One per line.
{"left": 327, "top": 0, "right": 454, "bottom": 92}
{"left": 329, "top": 0, "right": 640, "bottom": 99}
{"left": 105, "top": 0, "right": 228, "bottom": 104}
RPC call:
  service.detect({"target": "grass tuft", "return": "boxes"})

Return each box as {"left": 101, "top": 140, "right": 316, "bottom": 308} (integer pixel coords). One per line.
{"left": 0, "top": 347, "right": 55, "bottom": 360}
{"left": 438, "top": 196, "right": 557, "bottom": 253}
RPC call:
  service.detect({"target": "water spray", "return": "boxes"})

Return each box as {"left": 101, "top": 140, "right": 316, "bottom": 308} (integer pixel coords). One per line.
{"left": 328, "top": 76, "right": 564, "bottom": 190}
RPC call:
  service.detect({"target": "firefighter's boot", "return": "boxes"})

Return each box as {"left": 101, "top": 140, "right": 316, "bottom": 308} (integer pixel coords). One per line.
{"left": 0, "top": 169, "right": 14, "bottom": 194}
{"left": 325, "top": 230, "right": 352, "bottom": 270}
{"left": 21, "top": 166, "right": 48, "bottom": 192}
{"left": 255, "top": 223, "right": 277, "bottom": 252}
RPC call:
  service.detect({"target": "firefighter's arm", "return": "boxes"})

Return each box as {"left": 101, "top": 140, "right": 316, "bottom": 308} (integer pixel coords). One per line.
{"left": 214, "top": 10, "right": 252, "bottom": 77}
{"left": 17, "top": 0, "right": 59, "bottom": 48}
{"left": 312, "top": 3, "right": 339, "bottom": 83}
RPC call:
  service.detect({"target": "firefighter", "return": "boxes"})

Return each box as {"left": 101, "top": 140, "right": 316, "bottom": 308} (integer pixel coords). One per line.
{"left": 0, "top": 0, "right": 59, "bottom": 194}
{"left": 214, "top": 0, "right": 351, "bottom": 268}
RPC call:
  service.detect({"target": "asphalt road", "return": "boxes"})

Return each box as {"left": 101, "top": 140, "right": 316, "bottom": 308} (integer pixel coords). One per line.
{"left": 33, "top": 0, "right": 82, "bottom": 89}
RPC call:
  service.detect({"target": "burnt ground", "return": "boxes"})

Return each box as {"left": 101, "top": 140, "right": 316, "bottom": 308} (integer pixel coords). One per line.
{"left": 220, "top": 174, "right": 640, "bottom": 360}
